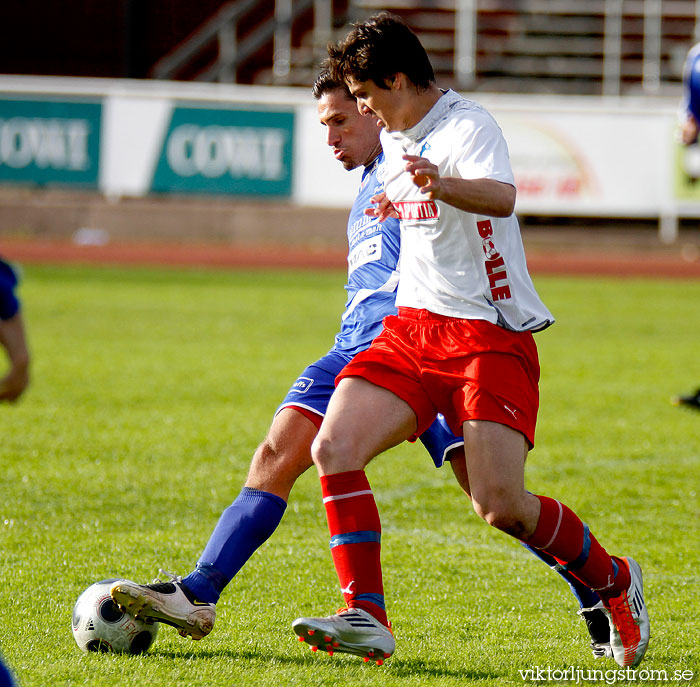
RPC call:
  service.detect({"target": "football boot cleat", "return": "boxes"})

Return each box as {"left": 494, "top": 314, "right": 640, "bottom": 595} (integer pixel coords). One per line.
{"left": 293, "top": 607, "right": 394, "bottom": 664}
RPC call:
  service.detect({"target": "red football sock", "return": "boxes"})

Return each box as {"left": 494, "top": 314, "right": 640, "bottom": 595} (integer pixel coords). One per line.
{"left": 526, "top": 495, "right": 631, "bottom": 596}
{"left": 320, "top": 470, "right": 388, "bottom": 627}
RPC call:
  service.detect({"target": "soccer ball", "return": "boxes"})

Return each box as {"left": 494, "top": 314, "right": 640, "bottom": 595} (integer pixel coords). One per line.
{"left": 71, "top": 579, "right": 158, "bottom": 654}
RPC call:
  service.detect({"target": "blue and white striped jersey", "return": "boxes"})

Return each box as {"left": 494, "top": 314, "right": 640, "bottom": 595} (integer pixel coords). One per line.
{"left": 331, "top": 152, "right": 401, "bottom": 358}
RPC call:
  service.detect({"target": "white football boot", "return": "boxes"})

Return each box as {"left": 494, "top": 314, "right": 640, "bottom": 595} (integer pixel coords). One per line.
{"left": 110, "top": 570, "right": 215, "bottom": 640}
{"left": 293, "top": 607, "right": 395, "bottom": 664}
{"left": 601, "top": 557, "right": 650, "bottom": 667}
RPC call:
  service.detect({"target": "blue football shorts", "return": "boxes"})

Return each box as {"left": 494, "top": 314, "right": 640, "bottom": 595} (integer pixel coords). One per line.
{"left": 276, "top": 350, "right": 464, "bottom": 468}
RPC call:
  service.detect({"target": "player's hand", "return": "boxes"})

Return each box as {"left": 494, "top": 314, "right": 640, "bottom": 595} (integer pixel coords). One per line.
{"left": 403, "top": 154, "right": 441, "bottom": 198}
{"left": 364, "top": 192, "right": 399, "bottom": 222}
{"left": 681, "top": 116, "right": 700, "bottom": 145}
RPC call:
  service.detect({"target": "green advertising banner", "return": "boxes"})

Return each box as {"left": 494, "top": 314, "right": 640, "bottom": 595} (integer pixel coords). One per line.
{"left": 0, "top": 98, "right": 101, "bottom": 187}
{"left": 152, "top": 105, "right": 294, "bottom": 196}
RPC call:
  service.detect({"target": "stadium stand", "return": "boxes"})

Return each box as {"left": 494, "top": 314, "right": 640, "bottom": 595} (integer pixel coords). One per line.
{"left": 3, "top": 1, "right": 697, "bottom": 94}
{"left": 146, "top": 0, "right": 699, "bottom": 95}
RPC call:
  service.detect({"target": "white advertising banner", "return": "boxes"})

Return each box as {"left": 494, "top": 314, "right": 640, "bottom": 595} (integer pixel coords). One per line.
{"left": 0, "top": 76, "right": 689, "bottom": 232}
{"left": 486, "top": 98, "right": 676, "bottom": 218}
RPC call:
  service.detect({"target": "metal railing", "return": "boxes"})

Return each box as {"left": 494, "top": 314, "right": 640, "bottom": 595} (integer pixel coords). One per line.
{"left": 150, "top": 0, "right": 318, "bottom": 84}
{"left": 351, "top": 0, "right": 700, "bottom": 94}
{"left": 151, "top": 0, "right": 700, "bottom": 93}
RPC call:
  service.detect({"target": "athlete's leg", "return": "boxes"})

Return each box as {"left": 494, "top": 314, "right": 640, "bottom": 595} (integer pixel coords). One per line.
{"left": 182, "top": 407, "right": 318, "bottom": 603}
{"left": 449, "top": 447, "right": 608, "bottom": 653}
{"left": 311, "top": 377, "right": 417, "bottom": 627}
{"left": 113, "top": 354, "right": 349, "bottom": 639}
{"left": 313, "top": 377, "right": 416, "bottom": 475}
{"left": 425, "top": 422, "right": 609, "bottom": 650}
{"left": 431, "top": 435, "right": 604, "bottom": 639}
{"left": 182, "top": 355, "right": 347, "bottom": 603}
{"left": 111, "top": 406, "right": 320, "bottom": 638}
{"left": 462, "top": 420, "right": 632, "bottom": 596}
{"left": 454, "top": 442, "right": 601, "bottom": 604}
{"left": 245, "top": 407, "right": 319, "bottom": 498}
{"left": 460, "top": 420, "right": 535, "bottom": 535}
{"left": 448, "top": 448, "right": 470, "bottom": 496}
{"left": 450, "top": 449, "right": 602, "bottom": 606}
{"left": 461, "top": 420, "right": 648, "bottom": 666}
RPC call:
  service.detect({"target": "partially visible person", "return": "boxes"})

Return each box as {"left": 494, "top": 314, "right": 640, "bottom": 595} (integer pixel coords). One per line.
{"left": 0, "top": 258, "right": 29, "bottom": 402}
{"left": 672, "top": 387, "right": 700, "bottom": 411}
{"left": 0, "top": 258, "right": 26, "bottom": 682}
{"left": 674, "top": 44, "right": 700, "bottom": 402}
{"left": 0, "top": 655, "right": 16, "bottom": 687}
{"left": 679, "top": 42, "right": 700, "bottom": 145}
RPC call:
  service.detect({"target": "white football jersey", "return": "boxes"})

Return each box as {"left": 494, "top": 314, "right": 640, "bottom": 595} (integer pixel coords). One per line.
{"left": 380, "top": 89, "right": 554, "bottom": 331}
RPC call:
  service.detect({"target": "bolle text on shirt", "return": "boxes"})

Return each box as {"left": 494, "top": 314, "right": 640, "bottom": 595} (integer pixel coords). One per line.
{"left": 477, "top": 219, "right": 511, "bottom": 302}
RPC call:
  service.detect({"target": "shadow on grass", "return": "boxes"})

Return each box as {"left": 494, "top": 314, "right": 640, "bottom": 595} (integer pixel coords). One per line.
{"left": 149, "top": 646, "right": 498, "bottom": 680}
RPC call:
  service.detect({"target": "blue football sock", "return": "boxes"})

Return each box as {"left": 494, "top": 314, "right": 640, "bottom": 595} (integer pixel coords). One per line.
{"left": 521, "top": 542, "right": 602, "bottom": 609}
{"left": 182, "top": 487, "right": 287, "bottom": 604}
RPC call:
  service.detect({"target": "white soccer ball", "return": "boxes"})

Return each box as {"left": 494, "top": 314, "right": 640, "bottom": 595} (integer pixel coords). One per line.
{"left": 71, "top": 579, "right": 158, "bottom": 654}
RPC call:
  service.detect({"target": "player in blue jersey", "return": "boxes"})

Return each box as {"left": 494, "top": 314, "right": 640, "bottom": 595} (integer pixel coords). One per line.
{"left": 673, "top": 43, "right": 700, "bottom": 409}
{"left": 111, "top": 72, "right": 610, "bottom": 657}
{"left": 680, "top": 42, "right": 700, "bottom": 147}
{"left": 0, "top": 258, "right": 30, "bottom": 403}
{"left": 0, "top": 258, "right": 27, "bottom": 685}
{"left": 109, "top": 70, "right": 462, "bottom": 640}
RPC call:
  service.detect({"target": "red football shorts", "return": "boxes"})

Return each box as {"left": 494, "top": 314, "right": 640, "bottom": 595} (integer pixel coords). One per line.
{"left": 336, "top": 307, "right": 541, "bottom": 448}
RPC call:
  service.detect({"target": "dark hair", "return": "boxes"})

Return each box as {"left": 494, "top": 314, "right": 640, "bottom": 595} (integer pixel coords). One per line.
{"left": 311, "top": 64, "right": 352, "bottom": 100}
{"left": 328, "top": 13, "right": 435, "bottom": 91}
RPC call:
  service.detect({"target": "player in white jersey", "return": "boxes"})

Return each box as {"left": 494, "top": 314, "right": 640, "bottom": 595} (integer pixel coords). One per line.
{"left": 292, "top": 13, "right": 649, "bottom": 669}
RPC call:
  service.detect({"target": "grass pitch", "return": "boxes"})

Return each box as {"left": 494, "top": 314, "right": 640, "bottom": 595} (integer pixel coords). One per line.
{"left": 0, "top": 263, "right": 698, "bottom": 686}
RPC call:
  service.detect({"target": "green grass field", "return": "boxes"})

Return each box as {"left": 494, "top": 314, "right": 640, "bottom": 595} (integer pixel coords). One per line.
{"left": 1, "top": 263, "right": 698, "bottom": 686}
